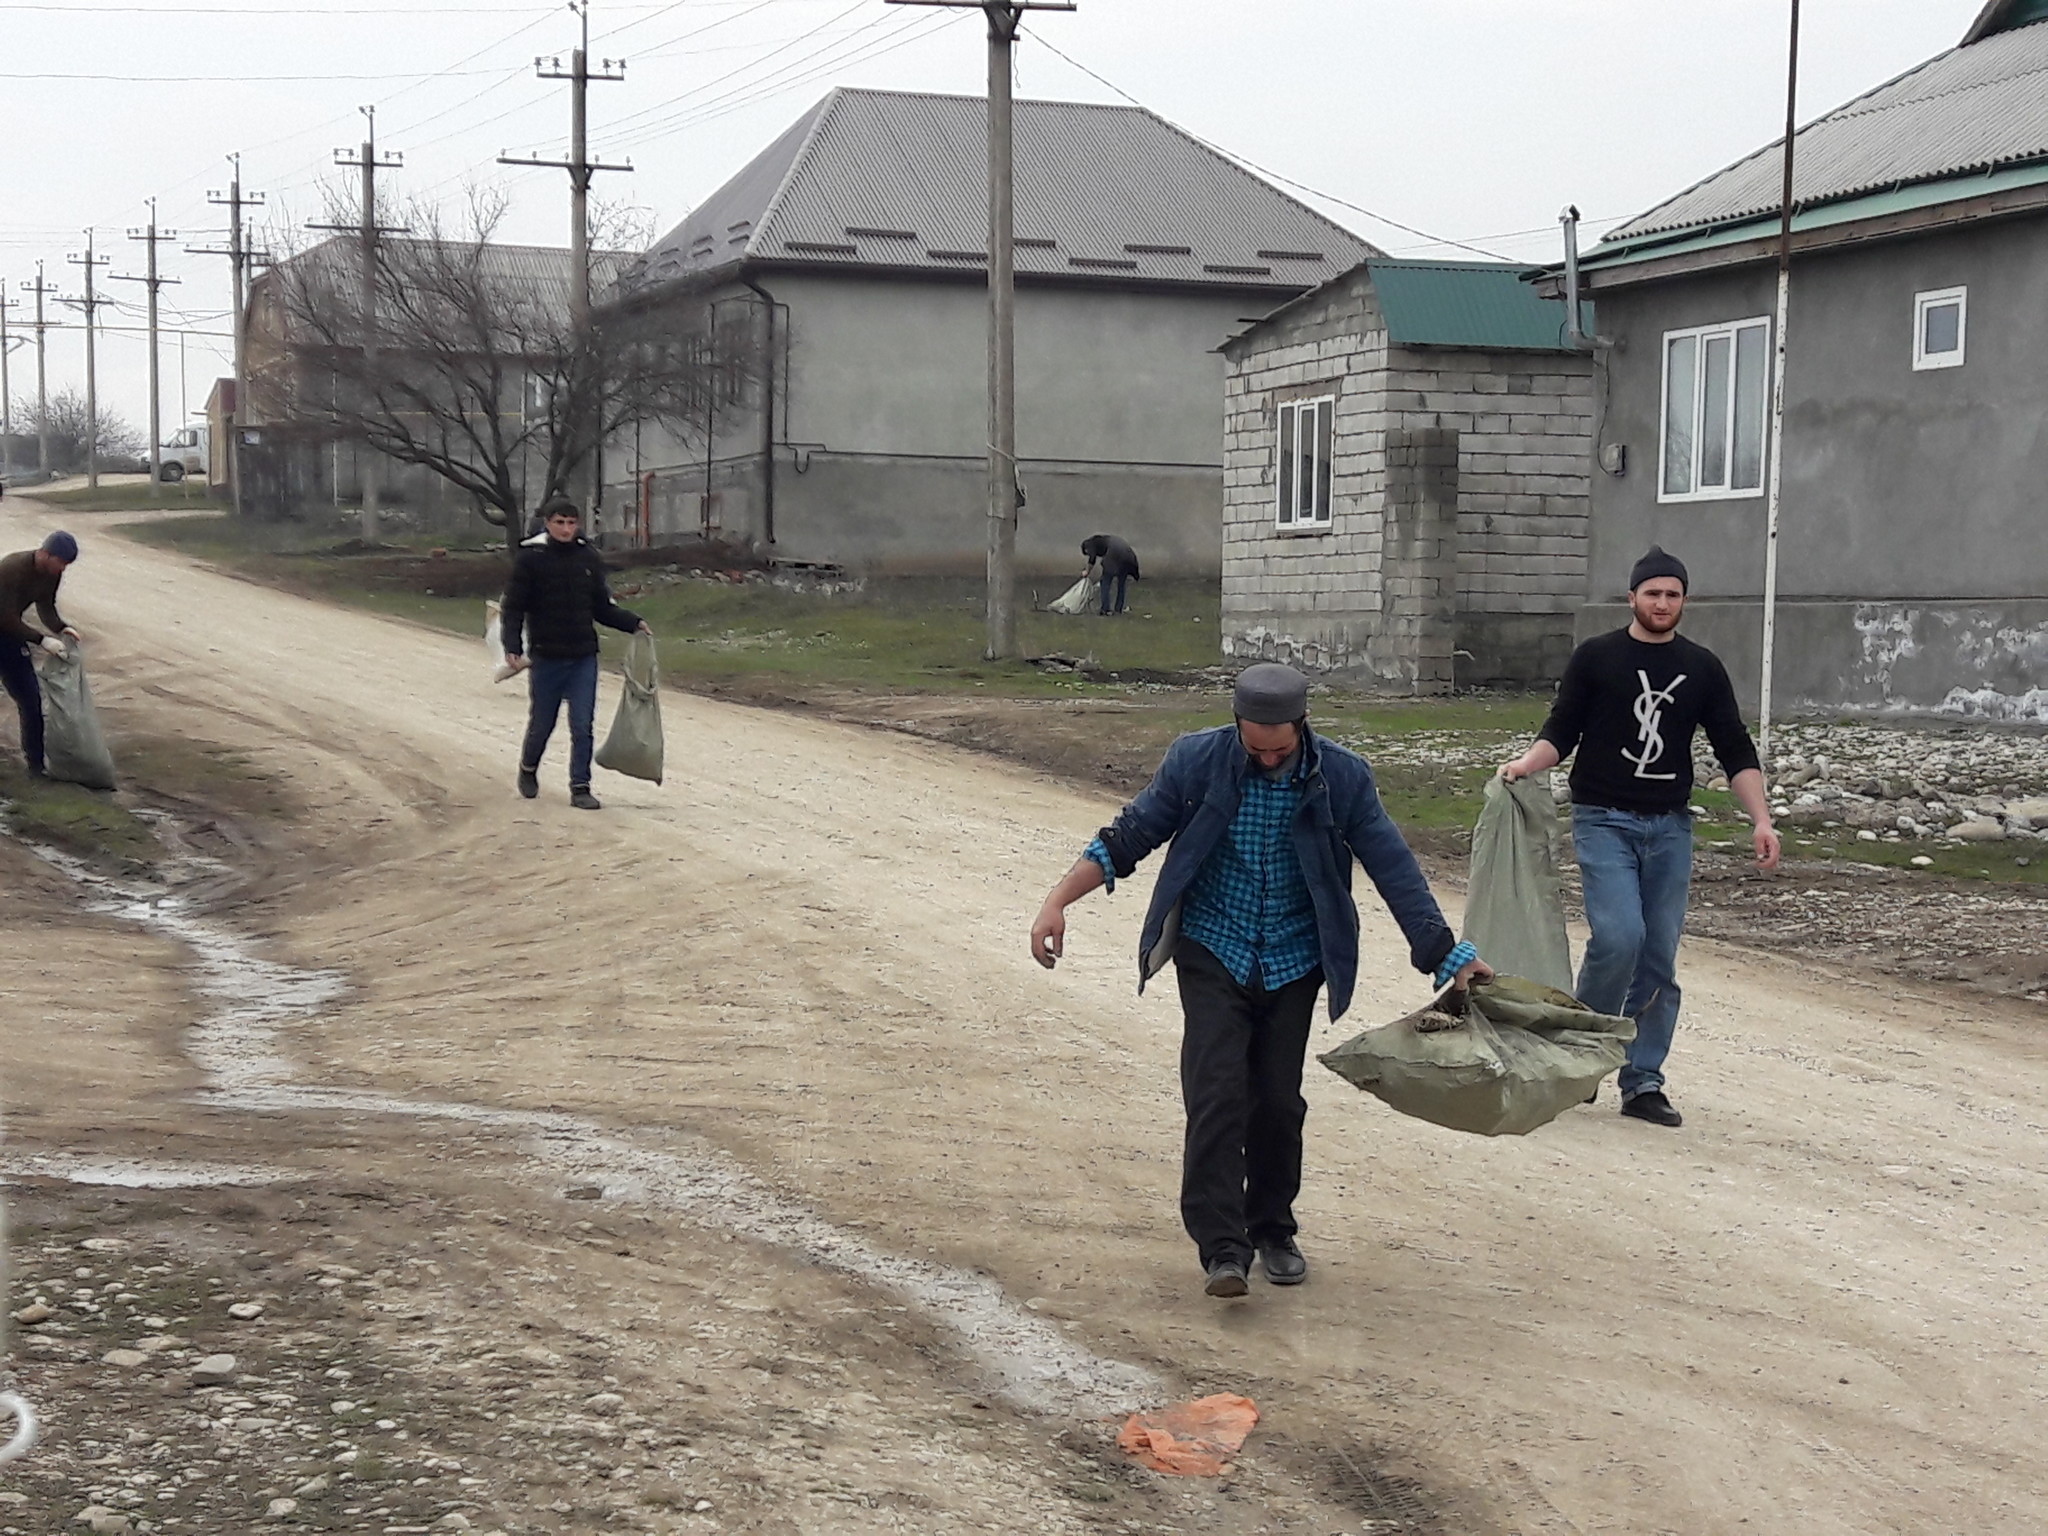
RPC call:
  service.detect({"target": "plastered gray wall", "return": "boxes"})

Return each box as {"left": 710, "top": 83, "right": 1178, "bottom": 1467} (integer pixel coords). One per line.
{"left": 623, "top": 271, "right": 1271, "bottom": 574}
{"left": 1587, "top": 211, "right": 2048, "bottom": 716}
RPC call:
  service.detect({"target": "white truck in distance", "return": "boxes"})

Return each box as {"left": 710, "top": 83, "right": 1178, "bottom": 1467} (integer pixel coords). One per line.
{"left": 159, "top": 425, "right": 208, "bottom": 482}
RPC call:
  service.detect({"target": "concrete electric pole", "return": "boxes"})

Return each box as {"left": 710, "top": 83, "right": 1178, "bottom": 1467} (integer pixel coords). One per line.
{"left": 0, "top": 291, "right": 17, "bottom": 477}
{"left": 314, "top": 105, "right": 404, "bottom": 543}
{"left": 65, "top": 232, "right": 111, "bottom": 490}
{"left": 21, "top": 266, "right": 57, "bottom": 480}
{"left": 499, "top": 0, "right": 629, "bottom": 530}
{"left": 113, "top": 203, "right": 180, "bottom": 502}
{"left": 886, "top": 0, "right": 1073, "bottom": 661}
{"left": 192, "top": 156, "right": 268, "bottom": 516}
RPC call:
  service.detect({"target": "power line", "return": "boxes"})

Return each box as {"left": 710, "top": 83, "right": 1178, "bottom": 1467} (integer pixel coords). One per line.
{"left": 1027, "top": 33, "right": 1515, "bottom": 262}
{"left": 6, "top": 65, "right": 513, "bottom": 81}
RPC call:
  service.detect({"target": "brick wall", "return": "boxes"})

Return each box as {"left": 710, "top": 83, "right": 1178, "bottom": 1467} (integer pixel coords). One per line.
{"left": 1220, "top": 267, "right": 1597, "bottom": 691}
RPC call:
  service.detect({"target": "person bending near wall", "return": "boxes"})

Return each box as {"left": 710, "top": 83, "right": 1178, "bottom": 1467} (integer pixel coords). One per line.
{"left": 1081, "top": 534, "right": 1140, "bottom": 616}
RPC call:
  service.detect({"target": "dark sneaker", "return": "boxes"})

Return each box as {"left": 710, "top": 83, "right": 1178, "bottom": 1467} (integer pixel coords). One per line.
{"left": 1621, "top": 1090, "right": 1683, "bottom": 1128}
{"left": 1257, "top": 1238, "right": 1308, "bottom": 1286}
{"left": 1203, "top": 1258, "right": 1249, "bottom": 1299}
{"left": 570, "top": 788, "right": 602, "bottom": 811}
{"left": 517, "top": 767, "right": 539, "bottom": 800}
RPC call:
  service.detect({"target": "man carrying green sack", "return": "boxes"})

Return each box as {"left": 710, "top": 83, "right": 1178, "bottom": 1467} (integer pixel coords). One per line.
{"left": 1499, "top": 546, "right": 1781, "bottom": 1129}
{"left": 1030, "top": 663, "right": 1491, "bottom": 1299}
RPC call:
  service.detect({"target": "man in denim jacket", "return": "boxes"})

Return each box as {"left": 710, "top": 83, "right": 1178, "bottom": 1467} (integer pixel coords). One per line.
{"left": 1031, "top": 663, "right": 1490, "bottom": 1298}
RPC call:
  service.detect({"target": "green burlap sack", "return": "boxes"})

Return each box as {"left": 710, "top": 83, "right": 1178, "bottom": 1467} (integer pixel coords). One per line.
{"left": 594, "top": 631, "right": 664, "bottom": 785}
{"left": 1463, "top": 772, "right": 1573, "bottom": 993}
{"left": 38, "top": 641, "right": 116, "bottom": 791}
{"left": 1318, "top": 976, "right": 1633, "bottom": 1137}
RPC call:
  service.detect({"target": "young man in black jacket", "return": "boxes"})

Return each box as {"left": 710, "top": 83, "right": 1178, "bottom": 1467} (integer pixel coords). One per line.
{"left": 1500, "top": 547, "right": 1780, "bottom": 1128}
{"left": 500, "top": 499, "right": 649, "bottom": 810}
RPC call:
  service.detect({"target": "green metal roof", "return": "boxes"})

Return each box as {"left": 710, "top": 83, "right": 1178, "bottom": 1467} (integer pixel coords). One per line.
{"left": 1969, "top": 0, "right": 2048, "bottom": 43}
{"left": 1364, "top": 258, "right": 1591, "bottom": 353}
{"left": 1578, "top": 157, "right": 2048, "bottom": 275}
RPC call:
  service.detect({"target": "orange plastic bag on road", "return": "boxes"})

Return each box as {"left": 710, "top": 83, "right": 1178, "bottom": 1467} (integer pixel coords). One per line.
{"left": 1117, "top": 1393, "right": 1259, "bottom": 1475}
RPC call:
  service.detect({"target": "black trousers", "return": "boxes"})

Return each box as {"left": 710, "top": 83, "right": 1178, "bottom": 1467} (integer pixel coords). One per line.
{"left": 0, "top": 642, "right": 44, "bottom": 775}
{"left": 1173, "top": 938, "right": 1325, "bottom": 1268}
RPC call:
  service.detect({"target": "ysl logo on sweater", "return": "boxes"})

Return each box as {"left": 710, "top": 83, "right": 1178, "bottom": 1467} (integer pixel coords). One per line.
{"left": 1625, "top": 669, "right": 1687, "bottom": 780}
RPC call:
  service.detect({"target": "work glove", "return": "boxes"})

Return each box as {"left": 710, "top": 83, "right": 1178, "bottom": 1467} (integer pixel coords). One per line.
{"left": 1433, "top": 940, "right": 1480, "bottom": 990}
{"left": 38, "top": 636, "right": 64, "bottom": 657}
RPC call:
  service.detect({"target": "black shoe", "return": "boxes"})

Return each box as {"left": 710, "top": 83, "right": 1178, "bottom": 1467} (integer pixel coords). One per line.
{"left": 1257, "top": 1238, "right": 1308, "bottom": 1286}
{"left": 1203, "top": 1258, "right": 1249, "bottom": 1298}
{"left": 1621, "top": 1090, "right": 1683, "bottom": 1128}
{"left": 1584, "top": 1083, "right": 1600, "bottom": 1105}
{"left": 570, "top": 788, "right": 602, "bottom": 811}
{"left": 517, "top": 767, "right": 539, "bottom": 800}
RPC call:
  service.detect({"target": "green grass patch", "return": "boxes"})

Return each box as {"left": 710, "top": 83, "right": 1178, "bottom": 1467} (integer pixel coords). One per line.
{"left": 0, "top": 759, "right": 157, "bottom": 870}
{"left": 31, "top": 482, "right": 231, "bottom": 513}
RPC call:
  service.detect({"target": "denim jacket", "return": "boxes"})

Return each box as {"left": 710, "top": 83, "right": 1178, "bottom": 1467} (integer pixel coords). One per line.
{"left": 1095, "top": 725, "right": 1456, "bottom": 1021}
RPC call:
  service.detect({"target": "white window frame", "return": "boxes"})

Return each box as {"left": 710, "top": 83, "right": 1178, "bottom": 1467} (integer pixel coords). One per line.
{"left": 1657, "top": 316, "right": 1771, "bottom": 504}
{"left": 1913, "top": 286, "right": 1967, "bottom": 371}
{"left": 1274, "top": 394, "right": 1335, "bottom": 529}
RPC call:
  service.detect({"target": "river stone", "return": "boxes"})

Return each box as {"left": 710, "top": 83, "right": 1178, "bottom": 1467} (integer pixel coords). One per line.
{"left": 1952, "top": 819, "right": 2006, "bottom": 842}
{"left": 190, "top": 1353, "right": 238, "bottom": 1385}
{"left": 103, "top": 1348, "right": 150, "bottom": 1369}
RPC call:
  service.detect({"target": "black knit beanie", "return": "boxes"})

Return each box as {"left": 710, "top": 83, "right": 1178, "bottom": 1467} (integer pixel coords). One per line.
{"left": 1628, "top": 545, "right": 1689, "bottom": 592}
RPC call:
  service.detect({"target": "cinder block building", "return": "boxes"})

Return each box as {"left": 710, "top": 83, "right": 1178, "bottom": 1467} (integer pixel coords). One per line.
{"left": 1219, "top": 259, "right": 1596, "bottom": 692}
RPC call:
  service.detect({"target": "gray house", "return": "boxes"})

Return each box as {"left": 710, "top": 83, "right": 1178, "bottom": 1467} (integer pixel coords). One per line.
{"left": 606, "top": 88, "right": 1372, "bottom": 575}
{"left": 1565, "top": 0, "right": 2048, "bottom": 720}
{"left": 1219, "top": 260, "right": 1596, "bottom": 692}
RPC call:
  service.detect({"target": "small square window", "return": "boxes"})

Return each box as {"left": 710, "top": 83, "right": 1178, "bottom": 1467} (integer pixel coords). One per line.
{"left": 1914, "top": 287, "right": 1966, "bottom": 370}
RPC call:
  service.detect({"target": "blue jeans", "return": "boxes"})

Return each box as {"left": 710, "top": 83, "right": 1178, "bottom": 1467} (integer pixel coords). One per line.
{"left": 520, "top": 654, "right": 599, "bottom": 789}
{"left": 0, "top": 642, "right": 45, "bottom": 775}
{"left": 1098, "top": 572, "right": 1130, "bottom": 615}
{"left": 1571, "top": 806, "right": 1694, "bottom": 1099}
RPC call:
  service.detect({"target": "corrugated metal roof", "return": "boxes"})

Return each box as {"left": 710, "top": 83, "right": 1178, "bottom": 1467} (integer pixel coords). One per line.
{"left": 1607, "top": 18, "right": 2048, "bottom": 242}
{"left": 1223, "top": 259, "right": 1590, "bottom": 355}
{"left": 1579, "top": 158, "right": 2048, "bottom": 274}
{"left": 1366, "top": 259, "right": 1589, "bottom": 352}
{"left": 1967, "top": 0, "right": 2048, "bottom": 46}
{"left": 629, "top": 88, "right": 1373, "bottom": 293}
{"left": 268, "top": 237, "right": 632, "bottom": 318}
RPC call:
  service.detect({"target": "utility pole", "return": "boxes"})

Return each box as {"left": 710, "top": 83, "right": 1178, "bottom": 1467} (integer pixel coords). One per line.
{"left": 0, "top": 290, "right": 17, "bottom": 477}
{"left": 313, "top": 105, "right": 403, "bottom": 542}
{"left": 20, "top": 266, "right": 57, "bottom": 479}
{"left": 1758, "top": 0, "right": 1801, "bottom": 769}
{"left": 499, "top": 0, "right": 629, "bottom": 530}
{"left": 65, "top": 232, "right": 111, "bottom": 489}
{"left": 114, "top": 202, "right": 180, "bottom": 502}
{"left": 191, "top": 156, "right": 267, "bottom": 516}
{"left": 887, "top": 0, "right": 1074, "bottom": 660}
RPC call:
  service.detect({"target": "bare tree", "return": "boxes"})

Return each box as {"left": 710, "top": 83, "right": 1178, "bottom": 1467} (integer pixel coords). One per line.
{"left": 10, "top": 387, "right": 142, "bottom": 473}
{"left": 258, "top": 193, "right": 747, "bottom": 545}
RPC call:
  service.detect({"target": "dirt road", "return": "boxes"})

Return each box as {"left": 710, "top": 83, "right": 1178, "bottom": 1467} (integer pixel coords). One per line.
{"left": 5, "top": 504, "right": 2048, "bottom": 1535}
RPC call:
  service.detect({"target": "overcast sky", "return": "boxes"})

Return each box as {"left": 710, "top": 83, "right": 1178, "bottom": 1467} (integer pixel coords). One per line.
{"left": 0, "top": 0, "right": 1989, "bottom": 437}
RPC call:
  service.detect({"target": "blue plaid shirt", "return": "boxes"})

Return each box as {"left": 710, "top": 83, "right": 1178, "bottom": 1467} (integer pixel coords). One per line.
{"left": 1087, "top": 759, "right": 1320, "bottom": 990}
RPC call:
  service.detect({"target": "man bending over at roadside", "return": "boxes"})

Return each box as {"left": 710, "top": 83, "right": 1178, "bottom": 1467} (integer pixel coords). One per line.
{"left": 1499, "top": 546, "right": 1780, "bottom": 1129}
{"left": 1031, "top": 663, "right": 1491, "bottom": 1299}
{"left": 0, "top": 530, "right": 81, "bottom": 778}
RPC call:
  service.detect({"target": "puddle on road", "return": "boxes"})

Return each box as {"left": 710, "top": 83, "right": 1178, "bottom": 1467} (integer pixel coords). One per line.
{"left": 0, "top": 1152, "right": 288, "bottom": 1189}
{"left": 23, "top": 843, "right": 1163, "bottom": 1419}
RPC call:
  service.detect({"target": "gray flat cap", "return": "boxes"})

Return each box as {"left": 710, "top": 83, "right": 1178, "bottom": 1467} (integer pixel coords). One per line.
{"left": 1232, "top": 663, "right": 1309, "bottom": 724}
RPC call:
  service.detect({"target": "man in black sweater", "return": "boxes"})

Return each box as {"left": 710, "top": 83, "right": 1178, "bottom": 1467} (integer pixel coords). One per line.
{"left": 500, "top": 498, "right": 649, "bottom": 811}
{"left": 1500, "top": 547, "right": 1779, "bottom": 1128}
